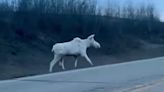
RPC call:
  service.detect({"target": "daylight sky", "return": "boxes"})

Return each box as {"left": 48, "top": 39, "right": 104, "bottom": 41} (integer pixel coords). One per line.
{"left": 98, "top": 0, "right": 164, "bottom": 22}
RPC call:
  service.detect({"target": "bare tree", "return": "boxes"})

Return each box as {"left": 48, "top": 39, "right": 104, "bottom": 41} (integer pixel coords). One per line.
{"left": 105, "top": 0, "right": 115, "bottom": 17}
{"left": 146, "top": 3, "right": 159, "bottom": 21}
{"left": 121, "top": 1, "right": 135, "bottom": 19}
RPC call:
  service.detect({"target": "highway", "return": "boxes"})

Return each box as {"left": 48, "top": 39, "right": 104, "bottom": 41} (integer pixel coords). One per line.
{"left": 0, "top": 57, "right": 164, "bottom": 92}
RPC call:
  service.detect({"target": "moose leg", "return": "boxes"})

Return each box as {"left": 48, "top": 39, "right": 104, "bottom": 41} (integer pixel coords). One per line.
{"left": 74, "top": 56, "right": 78, "bottom": 68}
{"left": 61, "top": 58, "right": 65, "bottom": 70}
{"left": 82, "top": 53, "right": 93, "bottom": 66}
{"left": 49, "top": 55, "right": 61, "bottom": 72}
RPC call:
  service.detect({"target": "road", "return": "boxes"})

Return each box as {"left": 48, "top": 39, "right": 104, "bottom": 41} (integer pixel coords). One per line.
{"left": 0, "top": 57, "right": 164, "bottom": 92}
{"left": 127, "top": 79, "right": 164, "bottom": 92}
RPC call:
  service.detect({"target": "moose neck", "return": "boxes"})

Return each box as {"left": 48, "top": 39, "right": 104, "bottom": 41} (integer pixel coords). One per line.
{"left": 84, "top": 39, "right": 92, "bottom": 48}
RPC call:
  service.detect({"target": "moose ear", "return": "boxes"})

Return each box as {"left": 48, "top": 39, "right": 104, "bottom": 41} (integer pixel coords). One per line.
{"left": 88, "top": 34, "right": 95, "bottom": 40}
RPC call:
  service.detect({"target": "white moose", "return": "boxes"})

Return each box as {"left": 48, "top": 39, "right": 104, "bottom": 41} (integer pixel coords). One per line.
{"left": 49, "top": 34, "right": 101, "bottom": 72}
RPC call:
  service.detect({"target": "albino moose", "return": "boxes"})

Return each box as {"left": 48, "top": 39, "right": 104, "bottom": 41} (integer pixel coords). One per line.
{"left": 49, "top": 34, "right": 101, "bottom": 72}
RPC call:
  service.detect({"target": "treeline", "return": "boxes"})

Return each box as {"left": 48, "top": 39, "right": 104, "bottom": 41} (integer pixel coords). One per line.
{"left": 104, "top": 0, "right": 159, "bottom": 21}
{"left": 0, "top": 0, "right": 159, "bottom": 19}
{"left": 0, "top": 0, "right": 163, "bottom": 54}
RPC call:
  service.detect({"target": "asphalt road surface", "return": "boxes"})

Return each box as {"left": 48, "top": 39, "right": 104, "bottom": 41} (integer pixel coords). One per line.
{"left": 0, "top": 57, "right": 164, "bottom": 92}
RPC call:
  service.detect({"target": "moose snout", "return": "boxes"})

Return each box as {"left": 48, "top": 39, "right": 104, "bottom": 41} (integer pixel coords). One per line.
{"left": 95, "top": 43, "right": 101, "bottom": 48}
{"left": 97, "top": 44, "right": 101, "bottom": 48}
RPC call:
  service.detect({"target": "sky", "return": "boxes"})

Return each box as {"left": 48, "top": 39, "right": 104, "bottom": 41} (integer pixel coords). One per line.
{"left": 98, "top": 0, "right": 164, "bottom": 22}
